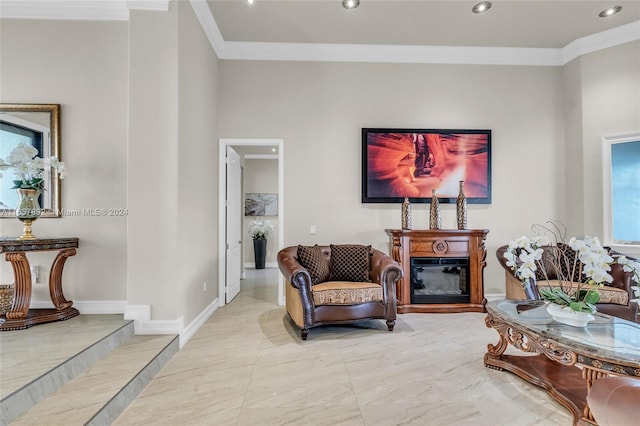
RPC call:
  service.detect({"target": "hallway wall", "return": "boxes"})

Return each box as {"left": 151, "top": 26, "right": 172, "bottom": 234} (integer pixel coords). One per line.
{"left": 218, "top": 60, "right": 566, "bottom": 294}
{"left": 1, "top": 2, "right": 221, "bottom": 326}
{"left": 243, "top": 158, "right": 279, "bottom": 266}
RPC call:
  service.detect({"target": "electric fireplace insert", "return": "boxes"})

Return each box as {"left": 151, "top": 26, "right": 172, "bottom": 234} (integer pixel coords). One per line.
{"left": 410, "top": 257, "right": 470, "bottom": 304}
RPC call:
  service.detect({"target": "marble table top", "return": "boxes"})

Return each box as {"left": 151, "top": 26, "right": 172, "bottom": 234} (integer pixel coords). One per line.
{"left": 0, "top": 238, "right": 79, "bottom": 252}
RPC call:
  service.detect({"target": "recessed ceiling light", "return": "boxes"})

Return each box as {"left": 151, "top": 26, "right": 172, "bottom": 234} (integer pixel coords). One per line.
{"left": 472, "top": 1, "right": 492, "bottom": 14}
{"left": 599, "top": 6, "right": 622, "bottom": 17}
{"left": 342, "top": 0, "right": 359, "bottom": 10}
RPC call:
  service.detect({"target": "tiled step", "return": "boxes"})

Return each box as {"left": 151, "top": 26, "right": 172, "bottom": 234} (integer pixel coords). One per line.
{"left": 1, "top": 317, "right": 135, "bottom": 424}
{"left": 10, "top": 334, "right": 179, "bottom": 425}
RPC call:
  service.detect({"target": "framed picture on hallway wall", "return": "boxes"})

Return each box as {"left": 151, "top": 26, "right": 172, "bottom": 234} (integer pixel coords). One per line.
{"left": 245, "top": 193, "right": 278, "bottom": 216}
{"left": 362, "top": 128, "right": 492, "bottom": 204}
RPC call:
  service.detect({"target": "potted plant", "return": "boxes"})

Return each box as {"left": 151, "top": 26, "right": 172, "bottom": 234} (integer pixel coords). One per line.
{"left": 504, "top": 222, "right": 640, "bottom": 326}
{"left": 0, "top": 142, "right": 67, "bottom": 239}
{"left": 248, "top": 219, "right": 274, "bottom": 269}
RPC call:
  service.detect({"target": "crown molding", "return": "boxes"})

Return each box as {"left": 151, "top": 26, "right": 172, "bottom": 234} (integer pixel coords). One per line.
{"left": 188, "top": 1, "right": 561, "bottom": 66}
{"left": 561, "top": 20, "right": 640, "bottom": 64}
{"left": 2, "top": 1, "right": 637, "bottom": 66}
{"left": 189, "top": 0, "right": 639, "bottom": 67}
{"left": 0, "top": 0, "right": 169, "bottom": 21}
{"left": 189, "top": 0, "right": 225, "bottom": 54}
{"left": 210, "top": 20, "right": 640, "bottom": 66}
{"left": 220, "top": 41, "right": 564, "bottom": 66}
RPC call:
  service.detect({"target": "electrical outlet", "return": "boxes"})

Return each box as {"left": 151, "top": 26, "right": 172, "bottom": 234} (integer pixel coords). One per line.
{"left": 310, "top": 225, "right": 316, "bottom": 234}
{"left": 30, "top": 265, "right": 39, "bottom": 283}
{"left": 203, "top": 281, "right": 207, "bottom": 292}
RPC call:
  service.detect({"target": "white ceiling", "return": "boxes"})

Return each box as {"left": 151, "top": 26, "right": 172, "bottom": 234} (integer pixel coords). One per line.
{"left": 2, "top": 1, "right": 637, "bottom": 155}
{"left": 2, "top": 1, "right": 639, "bottom": 65}
{"left": 208, "top": 0, "right": 640, "bottom": 49}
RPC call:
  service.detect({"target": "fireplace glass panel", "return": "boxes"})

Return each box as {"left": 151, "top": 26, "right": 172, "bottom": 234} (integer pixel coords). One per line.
{"left": 411, "top": 257, "right": 470, "bottom": 304}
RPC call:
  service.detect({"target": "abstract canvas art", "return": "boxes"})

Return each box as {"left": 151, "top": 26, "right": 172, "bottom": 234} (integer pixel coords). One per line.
{"left": 362, "top": 128, "right": 491, "bottom": 203}
{"left": 245, "top": 193, "right": 278, "bottom": 216}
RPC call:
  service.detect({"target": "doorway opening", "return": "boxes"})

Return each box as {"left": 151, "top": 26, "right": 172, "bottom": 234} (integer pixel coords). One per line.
{"left": 218, "top": 139, "right": 284, "bottom": 306}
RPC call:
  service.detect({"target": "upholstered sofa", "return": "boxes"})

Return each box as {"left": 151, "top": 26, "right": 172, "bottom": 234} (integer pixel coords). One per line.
{"left": 277, "top": 244, "right": 403, "bottom": 340}
{"left": 496, "top": 245, "right": 639, "bottom": 322}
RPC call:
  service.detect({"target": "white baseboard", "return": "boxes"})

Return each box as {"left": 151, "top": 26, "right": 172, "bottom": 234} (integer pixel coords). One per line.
{"left": 124, "top": 304, "right": 182, "bottom": 335}
{"left": 124, "top": 301, "right": 221, "bottom": 344}
{"left": 244, "top": 262, "right": 278, "bottom": 269}
{"left": 180, "top": 298, "right": 220, "bottom": 348}
{"left": 28, "top": 298, "right": 219, "bottom": 347}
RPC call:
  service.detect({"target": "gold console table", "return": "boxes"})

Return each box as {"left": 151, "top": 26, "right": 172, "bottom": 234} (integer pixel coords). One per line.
{"left": 0, "top": 238, "right": 79, "bottom": 331}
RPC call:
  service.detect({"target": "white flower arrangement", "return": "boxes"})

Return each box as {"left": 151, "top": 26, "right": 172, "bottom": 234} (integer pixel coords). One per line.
{"left": 632, "top": 285, "right": 640, "bottom": 305}
{"left": 504, "top": 222, "right": 640, "bottom": 314}
{"left": 248, "top": 219, "right": 274, "bottom": 240}
{"left": 0, "top": 142, "right": 67, "bottom": 191}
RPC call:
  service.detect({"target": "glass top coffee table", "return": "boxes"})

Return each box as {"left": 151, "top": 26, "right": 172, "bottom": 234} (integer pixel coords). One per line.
{"left": 484, "top": 300, "right": 640, "bottom": 426}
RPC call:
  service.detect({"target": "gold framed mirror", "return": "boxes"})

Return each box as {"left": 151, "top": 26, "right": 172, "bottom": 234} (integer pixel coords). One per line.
{"left": 0, "top": 104, "right": 62, "bottom": 218}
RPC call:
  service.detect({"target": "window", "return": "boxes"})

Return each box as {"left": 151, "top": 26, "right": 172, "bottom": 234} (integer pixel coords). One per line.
{"left": 0, "top": 120, "right": 44, "bottom": 209}
{"left": 603, "top": 134, "right": 640, "bottom": 248}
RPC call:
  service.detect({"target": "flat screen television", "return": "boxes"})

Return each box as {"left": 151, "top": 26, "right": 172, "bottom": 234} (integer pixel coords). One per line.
{"left": 362, "top": 128, "right": 491, "bottom": 204}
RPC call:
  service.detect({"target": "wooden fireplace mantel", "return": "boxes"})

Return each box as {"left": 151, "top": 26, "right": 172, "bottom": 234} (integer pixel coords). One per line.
{"left": 385, "top": 229, "right": 489, "bottom": 314}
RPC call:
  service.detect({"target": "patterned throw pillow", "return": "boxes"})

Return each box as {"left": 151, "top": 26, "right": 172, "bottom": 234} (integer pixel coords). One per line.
{"left": 556, "top": 243, "right": 587, "bottom": 282}
{"left": 297, "top": 245, "right": 330, "bottom": 285}
{"left": 534, "top": 244, "right": 586, "bottom": 282}
{"left": 328, "top": 244, "right": 372, "bottom": 282}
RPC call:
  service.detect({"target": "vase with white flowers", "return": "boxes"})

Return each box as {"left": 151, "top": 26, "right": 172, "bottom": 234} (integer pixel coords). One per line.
{"left": 248, "top": 219, "right": 274, "bottom": 269}
{"left": 0, "top": 142, "right": 67, "bottom": 240}
{"left": 504, "top": 221, "right": 640, "bottom": 326}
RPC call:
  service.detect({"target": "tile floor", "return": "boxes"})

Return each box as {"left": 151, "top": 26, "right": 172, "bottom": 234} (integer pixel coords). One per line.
{"left": 1, "top": 314, "right": 131, "bottom": 400}
{"left": 112, "top": 268, "right": 571, "bottom": 425}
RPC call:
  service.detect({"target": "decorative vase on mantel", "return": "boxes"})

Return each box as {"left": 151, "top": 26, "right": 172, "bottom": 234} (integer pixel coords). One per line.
{"left": 429, "top": 189, "right": 441, "bottom": 230}
{"left": 253, "top": 238, "right": 267, "bottom": 269}
{"left": 456, "top": 180, "right": 467, "bottom": 230}
{"left": 401, "top": 197, "right": 412, "bottom": 230}
{"left": 15, "top": 188, "right": 41, "bottom": 240}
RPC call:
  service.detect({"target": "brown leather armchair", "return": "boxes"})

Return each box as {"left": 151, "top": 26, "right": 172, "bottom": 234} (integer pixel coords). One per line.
{"left": 496, "top": 245, "right": 639, "bottom": 322}
{"left": 277, "top": 245, "right": 402, "bottom": 340}
{"left": 587, "top": 376, "right": 640, "bottom": 426}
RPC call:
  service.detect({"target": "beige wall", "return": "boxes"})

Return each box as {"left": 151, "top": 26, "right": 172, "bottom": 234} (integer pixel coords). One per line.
{"left": 579, "top": 41, "right": 640, "bottom": 239}
{"left": 1, "top": 9, "right": 637, "bottom": 317}
{"left": 1, "top": 3, "right": 220, "bottom": 325}
{"left": 0, "top": 19, "right": 129, "bottom": 302}
{"left": 218, "top": 61, "right": 567, "bottom": 294}
{"left": 243, "top": 158, "right": 279, "bottom": 265}
{"left": 561, "top": 56, "right": 585, "bottom": 237}
{"left": 127, "top": 7, "right": 180, "bottom": 319}
{"left": 177, "top": 0, "right": 220, "bottom": 321}
{"left": 128, "top": 2, "right": 220, "bottom": 322}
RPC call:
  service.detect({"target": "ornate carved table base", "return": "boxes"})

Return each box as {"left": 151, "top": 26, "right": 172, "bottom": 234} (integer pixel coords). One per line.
{"left": 484, "top": 307, "right": 640, "bottom": 426}
{"left": 1, "top": 238, "right": 79, "bottom": 331}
